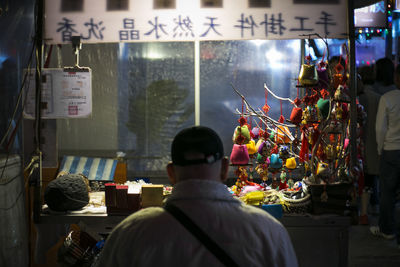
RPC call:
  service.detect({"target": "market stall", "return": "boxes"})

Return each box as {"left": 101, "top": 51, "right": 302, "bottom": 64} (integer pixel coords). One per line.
{"left": 24, "top": 0, "right": 364, "bottom": 266}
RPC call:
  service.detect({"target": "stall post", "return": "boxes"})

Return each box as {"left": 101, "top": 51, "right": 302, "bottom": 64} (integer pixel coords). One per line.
{"left": 347, "top": 0, "right": 358, "bottom": 171}
{"left": 33, "top": 0, "right": 44, "bottom": 223}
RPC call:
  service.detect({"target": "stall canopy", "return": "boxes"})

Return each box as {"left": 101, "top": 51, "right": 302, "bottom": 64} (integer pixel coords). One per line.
{"left": 45, "top": 0, "right": 349, "bottom": 44}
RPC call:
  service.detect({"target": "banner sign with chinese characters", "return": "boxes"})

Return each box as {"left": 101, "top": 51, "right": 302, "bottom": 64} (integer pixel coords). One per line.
{"left": 45, "top": 0, "right": 347, "bottom": 44}
{"left": 24, "top": 68, "right": 92, "bottom": 119}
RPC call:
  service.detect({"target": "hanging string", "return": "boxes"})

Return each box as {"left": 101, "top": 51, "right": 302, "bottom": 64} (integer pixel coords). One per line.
{"left": 236, "top": 97, "right": 245, "bottom": 144}
{"left": 335, "top": 55, "right": 344, "bottom": 75}
{"left": 333, "top": 43, "right": 348, "bottom": 85}
{"left": 241, "top": 96, "right": 244, "bottom": 115}
{"left": 293, "top": 80, "right": 302, "bottom": 107}
{"left": 306, "top": 38, "right": 312, "bottom": 63}
{"left": 278, "top": 99, "right": 285, "bottom": 123}
{"left": 262, "top": 88, "right": 270, "bottom": 114}
{"left": 238, "top": 96, "right": 247, "bottom": 126}
{"left": 265, "top": 89, "right": 268, "bottom": 106}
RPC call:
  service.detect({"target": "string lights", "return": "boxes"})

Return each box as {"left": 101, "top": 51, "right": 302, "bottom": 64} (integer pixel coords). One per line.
{"left": 355, "top": 0, "right": 393, "bottom": 39}
{"left": 354, "top": 1, "right": 395, "bottom": 66}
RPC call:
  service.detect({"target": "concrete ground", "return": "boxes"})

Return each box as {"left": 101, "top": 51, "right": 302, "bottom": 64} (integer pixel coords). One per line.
{"left": 348, "top": 203, "right": 400, "bottom": 267}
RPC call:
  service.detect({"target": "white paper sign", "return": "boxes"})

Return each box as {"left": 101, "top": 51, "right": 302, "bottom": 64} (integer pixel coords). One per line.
{"left": 24, "top": 68, "right": 92, "bottom": 119}
{"left": 44, "top": 0, "right": 348, "bottom": 44}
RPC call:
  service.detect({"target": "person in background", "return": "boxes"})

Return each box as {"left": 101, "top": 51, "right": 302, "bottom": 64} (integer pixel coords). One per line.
{"left": 357, "top": 65, "right": 381, "bottom": 225}
{"left": 95, "top": 126, "right": 298, "bottom": 267}
{"left": 373, "top": 57, "right": 397, "bottom": 95}
{"left": 370, "top": 64, "right": 400, "bottom": 247}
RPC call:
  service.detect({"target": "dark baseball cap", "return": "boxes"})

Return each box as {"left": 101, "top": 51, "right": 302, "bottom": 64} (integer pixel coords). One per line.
{"left": 171, "top": 126, "right": 224, "bottom": 166}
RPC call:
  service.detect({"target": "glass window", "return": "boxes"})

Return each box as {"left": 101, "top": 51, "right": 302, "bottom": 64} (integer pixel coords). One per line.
{"left": 52, "top": 40, "right": 306, "bottom": 181}
{"left": 200, "top": 40, "right": 301, "bottom": 158}
{"left": 117, "top": 42, "right": 195, "bottom": 176}
{"left": 55, "top": 43, "right": 121, "bottom": 156}
{"left": 52, "top": 42, "right": 195, "bottom": 179}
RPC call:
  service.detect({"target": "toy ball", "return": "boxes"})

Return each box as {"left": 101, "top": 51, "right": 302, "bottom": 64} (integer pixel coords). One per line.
{"left": 293, "top": 181, "right": 302, "bottom": 190}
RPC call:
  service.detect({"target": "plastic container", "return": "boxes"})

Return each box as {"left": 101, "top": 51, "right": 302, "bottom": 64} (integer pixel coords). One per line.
{"left": 260, "top": 204, "right": 283, "bottom": 219}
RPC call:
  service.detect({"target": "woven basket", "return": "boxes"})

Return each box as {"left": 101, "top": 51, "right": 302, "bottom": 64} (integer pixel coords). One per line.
{"left": 262, "top": 189, "right": 283, "bottom": 205}
{"left": 58, "top": 229, "right": 98, "bottom": 266}
{"left": 281, "top": 192, "right": 312, "bottom": 213}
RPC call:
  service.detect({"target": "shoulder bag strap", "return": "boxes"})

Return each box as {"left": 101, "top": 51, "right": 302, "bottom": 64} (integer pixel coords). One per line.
{"left": 164, "top": 203, "right": 240, "bottom": 267}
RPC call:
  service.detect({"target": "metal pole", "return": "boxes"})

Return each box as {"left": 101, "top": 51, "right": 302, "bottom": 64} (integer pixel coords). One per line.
{"left": 347, "top": 0, "right": 358, "bottom": 172}
{"left": 195, "top": 40, "right": 200, "bottom": 125}
{"left": 300, "top": 39, "right": 306, "bottom": 98}
{"left": 386, "top": 28, "right": 393, "bottom": 59}
{"left": 33, "top": 0, "right": 44, "bottom": 223}
{"left": 34, "top": 0, "right": 43, "bottom": 152}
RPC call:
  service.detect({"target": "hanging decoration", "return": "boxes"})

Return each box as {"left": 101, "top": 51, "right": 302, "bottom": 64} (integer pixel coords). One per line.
{"left": 228, "top": 40, "right": 362, "bottom": 216}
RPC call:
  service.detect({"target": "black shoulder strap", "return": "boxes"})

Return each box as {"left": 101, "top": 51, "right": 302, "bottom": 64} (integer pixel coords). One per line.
{"left": 164, "top": 203, "right": 240, "bottom": 267}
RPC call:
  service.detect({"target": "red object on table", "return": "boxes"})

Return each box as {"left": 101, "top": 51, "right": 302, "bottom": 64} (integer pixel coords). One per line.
{"left": 116, "top": 185, "right": 129, "bottom": 209}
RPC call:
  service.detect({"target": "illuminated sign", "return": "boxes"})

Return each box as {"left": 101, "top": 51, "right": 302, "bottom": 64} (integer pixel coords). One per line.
{"left": 44, "top": 0, "right": 347, "bottom": 44}
{"left": 354, "top": 0, "right": 387, "bottom": 28}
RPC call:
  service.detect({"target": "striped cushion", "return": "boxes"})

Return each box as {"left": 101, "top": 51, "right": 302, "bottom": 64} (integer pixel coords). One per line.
{"left": 59, "top": 156, "right": 118, "bottom": 181}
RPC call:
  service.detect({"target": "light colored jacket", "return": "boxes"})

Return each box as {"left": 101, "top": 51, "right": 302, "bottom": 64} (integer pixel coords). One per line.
{"left": 96, "top": 179, "right": 298, "bottom": 267}
{"left": 373, "top": 82, "right": 397, "bottom": 96}
{"left": 376, "top": 89, "right": 400, "bottom": 155}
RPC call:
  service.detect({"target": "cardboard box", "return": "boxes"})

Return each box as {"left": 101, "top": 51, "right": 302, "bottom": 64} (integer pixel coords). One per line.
{"left": 141, "top": 185, "right": 164, "bottom": 208}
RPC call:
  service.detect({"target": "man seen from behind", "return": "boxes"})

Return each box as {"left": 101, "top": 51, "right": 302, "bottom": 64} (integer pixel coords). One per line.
{"left": 96, "top": 126, "right": 298, "bottom": 267}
